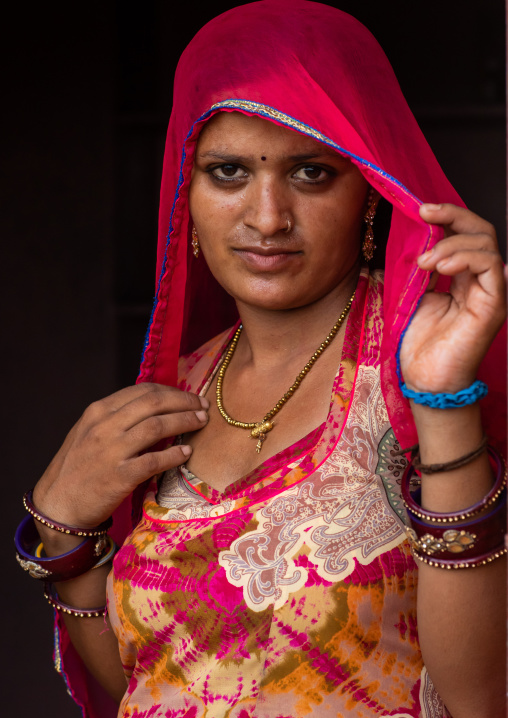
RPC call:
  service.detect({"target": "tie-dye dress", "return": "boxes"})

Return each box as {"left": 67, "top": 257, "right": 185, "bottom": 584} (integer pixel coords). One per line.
{"left": 106, "top": 270, "right": 447, "bottom": 717}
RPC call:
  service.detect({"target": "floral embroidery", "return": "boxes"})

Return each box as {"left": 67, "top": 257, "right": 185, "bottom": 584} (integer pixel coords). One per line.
{"left": 219, "top": 365, "right": 406, "bottom": 612}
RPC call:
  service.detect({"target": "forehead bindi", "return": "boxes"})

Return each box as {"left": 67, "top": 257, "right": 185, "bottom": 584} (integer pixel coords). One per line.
{"left": 197, "top": 113, "right": 350, "bottom": 168}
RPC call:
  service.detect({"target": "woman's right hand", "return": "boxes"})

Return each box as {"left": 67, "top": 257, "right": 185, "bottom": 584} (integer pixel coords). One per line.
{"left": 33, "top": 383, "right": 208, "bottom": 532}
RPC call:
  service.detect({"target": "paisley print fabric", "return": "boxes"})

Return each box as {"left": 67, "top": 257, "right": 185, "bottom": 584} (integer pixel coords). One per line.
{"left": 107, "top": 272, "right": 447, "bottom": 717}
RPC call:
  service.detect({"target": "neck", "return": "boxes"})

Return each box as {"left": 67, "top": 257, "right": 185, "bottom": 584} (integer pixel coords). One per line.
{"left": 234, "top": 265, "right": 360, "bottom": 370}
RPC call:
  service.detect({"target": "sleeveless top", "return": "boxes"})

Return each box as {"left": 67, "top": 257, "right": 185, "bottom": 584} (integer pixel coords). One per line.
{"left": 106, "top": 270, "right": 447, "bottom": 717}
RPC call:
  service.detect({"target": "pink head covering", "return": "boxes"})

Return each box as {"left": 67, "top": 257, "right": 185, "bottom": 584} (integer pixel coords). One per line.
{"left": 138, "top": 0, "right": 506, "bottom": 453}
{"left": 58, "top": 5, "right": 506, "bottom": 715}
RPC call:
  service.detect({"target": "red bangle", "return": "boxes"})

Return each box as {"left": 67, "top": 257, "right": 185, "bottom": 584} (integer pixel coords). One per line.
{"left": 44, "top": 583, "right": 107, "bottom": 618}
{"left": 402, "top": 446, "right": 506, "bottom": 524}
{"left": 23, "top": 490, "right": 112, "bottom": 536}
{"left": 15, "top": 515, "right": 108, "bottom": 582}
{"left": 405, "top": 489, "right": 506, "bottom": 561}
{"left": 411, "top": 546, "right": 507, "bottom": 570}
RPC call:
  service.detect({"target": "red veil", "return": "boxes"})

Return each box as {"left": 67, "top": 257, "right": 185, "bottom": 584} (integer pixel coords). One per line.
{"left": 58, "top": 2, "right": 506, "bottom": 715}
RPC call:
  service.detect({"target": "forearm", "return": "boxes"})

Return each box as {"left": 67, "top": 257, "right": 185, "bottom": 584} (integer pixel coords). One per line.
{"left": 21, "top": 385, "right": 208, "bottom": 706}
{"left": 37, "top": 526, "right": 127, "bottom": 704}
{"left": 411, "top": 402, "right": 506, "bottom": 718}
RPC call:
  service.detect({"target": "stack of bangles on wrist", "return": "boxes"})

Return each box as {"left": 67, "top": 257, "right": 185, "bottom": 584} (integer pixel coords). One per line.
{"left": 401, "top": 444, "right": 507, "bottom": 569}
{"left": 15, "top": 490, "right": 117, "bottom": 617}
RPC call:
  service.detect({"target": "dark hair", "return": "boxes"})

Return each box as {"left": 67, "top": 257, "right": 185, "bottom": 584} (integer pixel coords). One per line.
{"left": 369, "top": 197, "right": 392, "bottom": 270}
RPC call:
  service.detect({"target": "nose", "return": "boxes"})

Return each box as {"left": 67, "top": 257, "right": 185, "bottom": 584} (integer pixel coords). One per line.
{"left": 242, "top": 176, "right": 291, "bottom": 238}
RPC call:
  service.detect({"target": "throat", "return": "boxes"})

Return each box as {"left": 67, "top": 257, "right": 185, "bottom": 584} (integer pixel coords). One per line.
{"left": 182, "top": 324, "right": 347, "bottom": 489}
{"left": 215, "top": 289, "right": 355, "bottom": 453}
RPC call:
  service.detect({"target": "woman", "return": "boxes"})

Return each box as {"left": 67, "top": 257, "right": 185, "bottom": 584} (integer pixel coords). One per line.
{"left": 15, "top": 2, "right": 506, "bottom": 717}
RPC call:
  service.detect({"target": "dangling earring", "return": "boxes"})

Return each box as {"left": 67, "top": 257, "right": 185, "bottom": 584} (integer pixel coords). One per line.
{"left": 362, "top": 189, "right": 377, "bottom": 262}
{"left": 191, "top": 226, "right": 200, "bottom": 258}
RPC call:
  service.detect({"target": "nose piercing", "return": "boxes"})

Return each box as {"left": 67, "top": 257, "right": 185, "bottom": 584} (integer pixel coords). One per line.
{"left": 284, "top": 219, "right": 292, "bottom": 233}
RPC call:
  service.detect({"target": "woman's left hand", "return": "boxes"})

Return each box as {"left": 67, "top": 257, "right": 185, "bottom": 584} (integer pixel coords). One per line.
{"left": 399, "top": 202, "right": 506, "bottom": 394}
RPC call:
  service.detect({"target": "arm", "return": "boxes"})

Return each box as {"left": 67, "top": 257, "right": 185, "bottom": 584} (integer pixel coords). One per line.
{"left": 400, "top": 203, "right": 506, "bottom": 718}
{"left": 31, "top": 383, "right": 209, "bottom": 702}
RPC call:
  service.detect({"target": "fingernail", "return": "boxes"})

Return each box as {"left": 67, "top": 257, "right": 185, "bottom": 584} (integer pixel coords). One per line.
{"left": 199, "top": 396, "right": 210, "bottom": 409}
{"left": 181, "top": 445, "right": 192, "bottom": 457}
{"left": 418, "top": 249, "right": 434, "bottom": 263}
{"left": 422, "top": 203, "right": 443, "bottom": 211}
{"left": 195, "top": 410, "right": 208, "bottom": 422}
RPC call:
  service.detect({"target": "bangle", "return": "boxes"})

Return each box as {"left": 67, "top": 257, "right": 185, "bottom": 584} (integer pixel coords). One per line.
{"left": 44, "top": 583, "right": 107, "bottom": 618}
{"left": 401, "top": 380, "right": 488, "bottom": 408}
{"left": 35, "top": 535, "right": 118, "bottom": 569}
{"left": 92, "top": 536, "right": 118, "bottom": 569}
{"left": 405, "top": 489, "right": 506, "bottom": 559}
{"left": 411, "top": 546, "right": 507, "bottom": 570}
{"left": 402, "top": 446, "right": 506, "bottom": 524}
{"left": 15, "top": 515, "right": 108, "bottom": 582}
{"left": 23, "top": 490, "right": 112, "bottom": 537}
{"left": 411, "top": 435, "right": 488, "bottom": 474}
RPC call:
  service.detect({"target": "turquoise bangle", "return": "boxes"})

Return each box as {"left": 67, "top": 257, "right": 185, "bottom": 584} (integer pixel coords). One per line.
{"left": 401, "top": 380, "right": 488, "bottom": 408}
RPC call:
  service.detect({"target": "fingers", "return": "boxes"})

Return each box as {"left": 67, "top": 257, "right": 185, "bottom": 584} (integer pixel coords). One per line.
{"left": 417, "top": 232, "right": 505, "bottom": 292}
{"left": 126, "top": 443, "right": 195, "bottom": 486}
{"left": 121, "top": 408, "right": 208, "bottom": 455}
{"left": 419, "top": 203, "right": 498, "bottom": 243}
{"left": 79, "top": 384, "right": 209, "bottom": 464}
{"left": 418, "top": 204, "right": 500, "bottom": 275}
{"left": 82, "top": 383, "right": 208, "bottom": 432}
{"left": 418, "top": 236, "right": 501, "bottom": 271}
{"left": 114, "top": 385, "right": 208, "bottom": 431}
{"left": 95, "top": 382, "right": 208, "bottom": 414}
{"left": 416, "top": 204, "right": 505, "bottom": 300}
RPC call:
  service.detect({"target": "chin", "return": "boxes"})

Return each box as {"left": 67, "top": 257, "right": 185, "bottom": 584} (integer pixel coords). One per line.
{"left": 228, "top": 283, "right": 328, "bottom": 313}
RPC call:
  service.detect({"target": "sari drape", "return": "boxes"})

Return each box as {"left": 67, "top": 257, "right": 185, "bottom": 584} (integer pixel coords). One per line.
{"left": 54, "top": 2, "right": 506, "bottom": 716}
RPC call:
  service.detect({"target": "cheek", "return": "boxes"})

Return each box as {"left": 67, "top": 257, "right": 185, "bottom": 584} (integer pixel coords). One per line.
{"left": 190, "top": 179, "right": 243, "bottom": 235}
{"left": 300, "top": 200, "right": 363, "bottom": 256}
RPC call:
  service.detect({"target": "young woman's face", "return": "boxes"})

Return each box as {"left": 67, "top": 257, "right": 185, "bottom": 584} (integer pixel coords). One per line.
{"left": 189, "top": 111, "right": 370, "bottom": 312}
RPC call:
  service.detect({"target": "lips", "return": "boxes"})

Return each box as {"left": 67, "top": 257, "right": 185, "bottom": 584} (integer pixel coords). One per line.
{"left": 236, "top": 245, "right": 299, "bottom": 256}
{"left": 233, "top": 246, "right": 302, "bottom": 271}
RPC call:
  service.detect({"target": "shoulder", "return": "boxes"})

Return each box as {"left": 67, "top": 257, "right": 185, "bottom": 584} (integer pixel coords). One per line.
{"left": 177, "top": 326, "right": 236, "bottom": 392}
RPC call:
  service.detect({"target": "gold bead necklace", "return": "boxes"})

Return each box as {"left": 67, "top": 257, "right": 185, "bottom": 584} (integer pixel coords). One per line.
{"left": 216, "top": 290, "right": 356, "bottom": 453}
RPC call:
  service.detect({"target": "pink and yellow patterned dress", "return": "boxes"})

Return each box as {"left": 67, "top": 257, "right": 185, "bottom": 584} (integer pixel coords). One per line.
{"left": 107, "top": 270, "right": 447, "bottom": 717}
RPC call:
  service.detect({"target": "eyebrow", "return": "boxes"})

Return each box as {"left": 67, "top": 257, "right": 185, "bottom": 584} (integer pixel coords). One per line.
{"left": 197, "top": 149, "right": 348, "bottom": 162}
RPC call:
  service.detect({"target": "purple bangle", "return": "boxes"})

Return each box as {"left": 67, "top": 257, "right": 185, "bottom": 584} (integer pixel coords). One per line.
{"left": 402, "top": 446, "right": 506, "bottom": 524}
{"left": 44, "top": 583, "right": 107, "bottom": 618}
{"left": 405, "top": 489, "right": 506, "bottom": 560}
{"left": 23, "top": 490, "right": 112, "bottom": 537}
{"left": 15, "top": 515, "right": 108, "bottom": 582}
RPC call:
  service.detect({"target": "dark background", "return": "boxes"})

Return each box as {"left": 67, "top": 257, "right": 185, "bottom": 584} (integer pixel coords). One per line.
{"left": 3, "top": 1, "right": 505, "bottom": 715}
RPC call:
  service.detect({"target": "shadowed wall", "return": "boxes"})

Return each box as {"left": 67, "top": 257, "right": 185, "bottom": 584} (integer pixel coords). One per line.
{"left": 3, "top": 2, "right": 504, "bottom": 714}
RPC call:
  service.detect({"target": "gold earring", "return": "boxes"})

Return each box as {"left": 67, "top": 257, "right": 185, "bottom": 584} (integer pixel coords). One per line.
{"left": 191, "top": 226, "right": 200, "bottom": 258}
{"left": 362, "top": 190, "right": 377, "bottom": 262}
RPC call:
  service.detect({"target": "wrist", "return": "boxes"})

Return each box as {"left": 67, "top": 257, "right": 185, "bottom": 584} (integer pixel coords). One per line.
{"left": 401, "top": 374, "right": 477, "bottom": 395}
{"left": 32, "top": 484, "right": 82, "bottom": 528}
{"left": 401, "top": 380, "right": 488, "bottom": 410}
{"left": 410, "top": 401, "right": 481, "bottom": 439}
{"left": 35, "top": 523, "right": 83, "bottom": 556}
{"left": 54, "top": 562, "right": 111, "bottom": 609}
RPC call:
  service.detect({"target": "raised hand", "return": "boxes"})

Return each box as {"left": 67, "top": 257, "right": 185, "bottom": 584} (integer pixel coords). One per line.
{"left": 33, "top": 383, "right": 208, "bottom": 530}
{"left": 399, "top": 203, "right": 506, "bottom": 394}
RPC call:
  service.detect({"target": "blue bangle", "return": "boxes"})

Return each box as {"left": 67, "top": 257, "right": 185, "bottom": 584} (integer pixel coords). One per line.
{"left": 401, "top": 380, "right": 488, "bottom": 408}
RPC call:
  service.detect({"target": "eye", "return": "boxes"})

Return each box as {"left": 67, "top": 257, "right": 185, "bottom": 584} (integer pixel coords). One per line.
{"left": 292, "top": 165, "right": 331, "bottom": 182}
{"left": 209, "top": 164, "right": 248, "bottom": 182}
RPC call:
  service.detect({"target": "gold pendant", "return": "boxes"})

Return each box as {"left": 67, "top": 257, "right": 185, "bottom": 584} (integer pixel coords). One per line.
{"left": 251, "top": 420, "right": 274, "bottom": 452}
